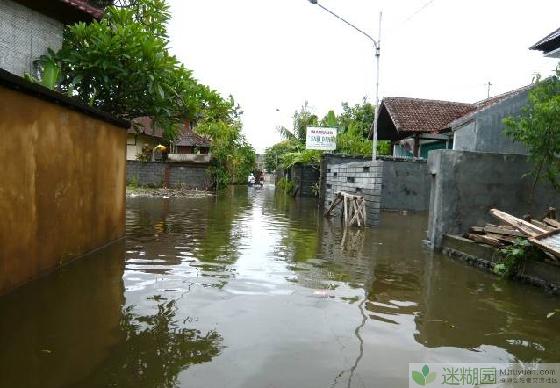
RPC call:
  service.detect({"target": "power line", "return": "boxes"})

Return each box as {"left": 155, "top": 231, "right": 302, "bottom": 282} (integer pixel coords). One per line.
{"left": 403, "top": 0, "right": 436, "bottom": 23}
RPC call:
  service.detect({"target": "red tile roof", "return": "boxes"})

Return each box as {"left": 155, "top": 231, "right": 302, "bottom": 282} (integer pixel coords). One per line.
{"left": 381, "top": 97, "right": 475, "bottom": 134}
{"left": 175, "top": 125, "right": 211, "bottom": 148}
{"left": 60, "top": 0, "right": 103, "bottom": 19}
{"left": 129, "top": 116, "right": 164, "bottom": 139}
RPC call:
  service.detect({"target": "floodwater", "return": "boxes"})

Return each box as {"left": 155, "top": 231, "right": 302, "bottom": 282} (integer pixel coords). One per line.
{"left": 0, "top": 186, "right": 558, "bottom": 388}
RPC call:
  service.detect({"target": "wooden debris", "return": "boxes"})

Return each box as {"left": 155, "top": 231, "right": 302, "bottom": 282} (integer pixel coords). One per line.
{"left": 530, "top": 219, "right": 555, "bottom": 232}
{"left": 469, "top": 226, "right": 485, "bottom": 234}
{"left": 324, "top": 191, "right": 366, "bottom": 227}
{"left": 543, "top": 218, "right": 560, "bottom": 228}
{"left": 489, "top": 209, "right": 548, "bottom": 237}
{"left": 529, "top": 229, "right": 560, "bottom": 260}
{"left": 465, "top": 233, "right": 503, "bottom": 248}
{"left": 483, "top": 225, "right": 524, "bottom": 238}
{"left": 463, "top": 208, "right": 560, "bottom": 264}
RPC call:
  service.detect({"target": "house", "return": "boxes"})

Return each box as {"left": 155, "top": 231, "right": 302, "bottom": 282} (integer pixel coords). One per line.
{"left": 451, "top": 85, "right": 531, "bottom": 155}
{"left": 373, "top": 83, "right": 535, "bottom": 159}
{"left": 168, "top": 122, "right": 212, "bottom": 163}
{"left": 530, "top": 27, "right": 560, "bottom": 58}
{"left": 127, "top": 118, "right": 212, "bottom": 163}
{"left": 127, "top": 116, "right": 165, "bottom": 161}
{"left": 0, "top": 0, "right": 102, "bottom": 76}
{"left": 374, "top": 97, "right": 474, "bottom": 158}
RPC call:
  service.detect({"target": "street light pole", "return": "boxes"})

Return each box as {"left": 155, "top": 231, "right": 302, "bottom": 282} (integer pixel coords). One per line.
{"left": 307, "top": 0, "right": 382, "bottom": 161}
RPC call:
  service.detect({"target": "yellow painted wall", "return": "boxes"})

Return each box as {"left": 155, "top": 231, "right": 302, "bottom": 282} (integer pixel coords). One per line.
{"left": 0, "top": 86, "right": 126, "bottom": 295}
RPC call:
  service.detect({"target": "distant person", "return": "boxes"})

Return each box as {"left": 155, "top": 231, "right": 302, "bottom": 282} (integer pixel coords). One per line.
{"left": 248, "top": 173, "right": 256, "bottom": 187}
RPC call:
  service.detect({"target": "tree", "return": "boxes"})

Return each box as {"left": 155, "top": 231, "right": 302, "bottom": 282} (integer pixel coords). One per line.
{"left": 195, "top": 120, "right": 256, "bottom": 188}
{"left": 50, "top": 0, "right": 207, "bottom": 139}
{"left": 504, "top": 70, "right": 560, "bottom": 198}
{"left": 264, "top": 140, "right": 302, "bottom": 172}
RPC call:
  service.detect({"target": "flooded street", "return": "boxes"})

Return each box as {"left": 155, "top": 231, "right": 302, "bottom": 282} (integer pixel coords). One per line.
{"left": 1, "top": 186, "right": 558, "bottom": 388}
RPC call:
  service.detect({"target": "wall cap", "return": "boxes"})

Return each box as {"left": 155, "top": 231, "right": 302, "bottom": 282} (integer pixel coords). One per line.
{"left": 0, "top": 69, "right": 130, "bottom": 129}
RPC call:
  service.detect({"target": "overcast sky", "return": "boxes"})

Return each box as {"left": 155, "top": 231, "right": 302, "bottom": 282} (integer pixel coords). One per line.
{"left": 167, "top": 0, "right": 560, "bottom": 153}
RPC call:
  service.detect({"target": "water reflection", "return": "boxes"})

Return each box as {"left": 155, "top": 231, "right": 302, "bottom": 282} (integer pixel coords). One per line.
{"left": 0, "top": 186, "right": 558, "bottom": 388}
{"left": 76, "top": 300, "right": 222, "bottom": 388}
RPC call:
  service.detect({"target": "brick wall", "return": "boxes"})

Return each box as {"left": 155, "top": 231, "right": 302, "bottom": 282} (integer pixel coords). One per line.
{"left": 127, "top": 161, "right": 211, "bottom": 189}
{"left": 0, "top": 0, "right": 64, "bottom": 76}
{"left": 324, "top": 161, "right": 384, "bottom": 226}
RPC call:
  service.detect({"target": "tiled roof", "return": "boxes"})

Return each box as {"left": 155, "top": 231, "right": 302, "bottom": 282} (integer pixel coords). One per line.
{"left": 61, "top": 0, "right": 104, "bottom": 19}
{"left": 381, "top": 97, "right": 475, "bottom": 134}
{"left": 530, "top": 27, "right": 560, "bottom": 53}
{"left": 449, "top": 84, "right": 533, "bottom": 128}
{"left": 175, "top": 126, "right": 211, "bottom": 148}
{"left": 129, "top": 116, "right": 164, "bottom": 139}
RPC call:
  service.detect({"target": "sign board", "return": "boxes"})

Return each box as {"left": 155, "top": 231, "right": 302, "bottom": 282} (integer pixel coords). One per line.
{"left": 305, "top": 127, "right": 337, "bottom": 151}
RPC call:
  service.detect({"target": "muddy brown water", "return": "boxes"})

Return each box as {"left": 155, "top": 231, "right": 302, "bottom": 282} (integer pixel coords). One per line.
{"left": 0, "top": 186, "right": 558, "bottom": 388}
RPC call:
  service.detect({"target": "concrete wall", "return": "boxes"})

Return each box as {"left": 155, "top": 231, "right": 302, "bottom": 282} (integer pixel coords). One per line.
{"left": 321, "top": 154, "right": 431, "bottom": 212}
{"left": 324, "top": 161, "right": 384, "bottom": 226}
{"left": 290, "top": 163, "right": 320, "bottom": 197}
{"left": 427, "top": 150, "right": 560, "bottom": 248}
{"left": 381, "top": 159, "right": 430, "bottom": 211}
{"left": 127, "top": 161, "right": 211, "bottom": 189}
{"left": 453, "top": 88, "right": 529, "bottom": 155}
{"left": 0, "top": 0, "right": 64, "bottom": 76}
{"left": 0, "top": 84, "right": 127, "bottom": 295}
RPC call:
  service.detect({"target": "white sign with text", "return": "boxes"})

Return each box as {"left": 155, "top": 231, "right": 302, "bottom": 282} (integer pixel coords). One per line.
{"left": 305, "top": 127, "right": 337, "bottom": 151}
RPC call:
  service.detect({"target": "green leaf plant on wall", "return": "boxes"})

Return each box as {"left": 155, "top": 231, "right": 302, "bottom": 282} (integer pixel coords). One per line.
{"left": 503, "top": 65, "right": 560, "bottom": 204}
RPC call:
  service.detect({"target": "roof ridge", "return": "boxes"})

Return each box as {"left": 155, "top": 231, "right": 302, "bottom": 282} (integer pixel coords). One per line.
{"left": 383, "top": 96, "right": 474, "bottom": 106}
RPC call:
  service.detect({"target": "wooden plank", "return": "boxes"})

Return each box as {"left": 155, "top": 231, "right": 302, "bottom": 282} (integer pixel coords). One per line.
{"left": 485, "top": 233, "right": 515, "bottom": 244}
{"left": 465, "top": 233, "right": 504, "bottom": 248}
{"left": 529, "top": 229, "right": 560, "bottom": 259}
{"left": 469, "top": 226, "right": 485, "bottom": 234}
{"left": 530, "top": 219, "right": 555, "bottom": 232}
{"left": 324, "top": 194, "right": 342, "bottom": 217}
{"left": 543, "top": 218, "right": 560, "bottom": 228}
{"left": 483, "top": 225, "right": 525, "bottom": 237}
{"left": 489, "top": 209, "right": 547, "bottom": 237}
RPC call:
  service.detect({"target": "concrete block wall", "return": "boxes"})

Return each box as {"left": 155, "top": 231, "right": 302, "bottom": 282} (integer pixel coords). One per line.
{"left": 127, "top": 161, "right": 211, "bottom": 189}
{"left": 291, "top": 163, "right": 320, "bottom": 197}
{"left": 321, "top": 154, "right": 431, "bottom": 212}
{"left": 168, "top": 164, "right": 210, "bottom": 189}
{"left": 324, "top": 161, "right": 384, "bottom": 226}
{"left": 127, "top": 161, "right": 166, "bottom": 187}
{"left": 427, "top": 150, "right": 560, "bottom": 249}
{"left": 0, "top": 0, "right": 64, "bottom": 76}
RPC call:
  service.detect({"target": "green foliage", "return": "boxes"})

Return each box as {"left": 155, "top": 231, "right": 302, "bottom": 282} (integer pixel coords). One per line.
{"left": 494, "top": 238, "right": 545, "bottom": 278}
{"left": 281, "top": 150, "right": 321, "bottom": 169}
{"left": 265, "top": 99, "right": 390, "bottom": 168}
{"left": 45, "top": 0, "right": 226, "bottom": 139}
{"left": 332, "top": 98, "right": 375, "bottom": 138}
{"left": 503, "top": 69, "right": 560, "bottom": 192}
{"left": 128, "top": 175, "right": 139, "bottom": 188}
{"left": 276, "top": 177, "right": 295, "bottom": 193}
{"left": 195, "top": 120, "right": 256, "bottom": 188}
{"left": 264, "top": 140, "right": 302, "bottom": 172}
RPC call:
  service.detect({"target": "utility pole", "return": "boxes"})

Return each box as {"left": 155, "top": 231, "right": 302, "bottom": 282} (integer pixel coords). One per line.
{"left": 487, "top": 81, "right": 492, "bottom": 99}
{"left": 307, "top": 1, "right": 382, "bottom": 161}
